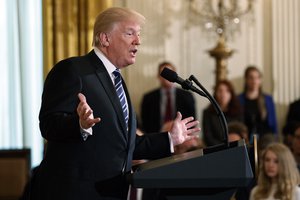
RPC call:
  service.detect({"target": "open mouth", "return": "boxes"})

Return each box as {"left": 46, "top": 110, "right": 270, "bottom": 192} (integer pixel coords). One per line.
{"left": 130, "top": 49, "right": 138, "bottom": 56}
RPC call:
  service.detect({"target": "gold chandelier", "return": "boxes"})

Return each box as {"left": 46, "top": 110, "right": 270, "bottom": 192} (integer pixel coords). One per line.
{"left": 188, "top": 0, "right": 254, "bottom": 84}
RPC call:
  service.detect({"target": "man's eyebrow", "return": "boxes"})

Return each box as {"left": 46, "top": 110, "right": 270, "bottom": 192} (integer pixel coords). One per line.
{"left": 125, "top": 26, "right": 141, "bottom": 32}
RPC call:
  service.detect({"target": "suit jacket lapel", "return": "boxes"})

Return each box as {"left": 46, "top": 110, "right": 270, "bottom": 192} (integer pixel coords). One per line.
{"left": 87, "top": 50, "right": 129, "bottom": 141}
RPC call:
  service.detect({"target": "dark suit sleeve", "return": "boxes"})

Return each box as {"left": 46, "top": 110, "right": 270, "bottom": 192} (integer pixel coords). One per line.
{"left": 176, "top": 89, "right": 196, "bottom": 119}
{"left": 133, "top": 132, "right": 172, "bottom": 160}
{"left": 140, "top": 94, "right": 152, "bottom": 132}
{"left": 140, "top": 90, "right": 160, "bottom": 133}
{"left": 39, "top": 59, "right": 82, "bottom": 142}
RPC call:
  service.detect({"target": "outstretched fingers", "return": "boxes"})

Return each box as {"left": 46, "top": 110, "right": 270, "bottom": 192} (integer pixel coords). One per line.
{"left": 77, "top": 93, "right": 101, "bottom": 129}
{"left": 185, "top": 120, "right": 199, "bottom": 129}
{"left": 183, "top": 116, "right": 200, "bottom": 138}
{"left": 186, "top": 126, "right": 201, "bottom": 136}
{"left": 181, "top": 116, "right": 195, "bottom": 124}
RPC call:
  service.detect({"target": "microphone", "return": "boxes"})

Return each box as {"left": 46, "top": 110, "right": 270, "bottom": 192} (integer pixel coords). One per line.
{"left": 160, "top": 67, "right": 230, "bottom": 150}
{"left": 160, "top": 68, "right": 206, "bottom": 97}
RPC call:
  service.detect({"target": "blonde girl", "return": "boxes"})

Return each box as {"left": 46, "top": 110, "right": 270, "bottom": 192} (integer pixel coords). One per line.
{"left": 250, "top": 142, "right": 300, "bottom": 200}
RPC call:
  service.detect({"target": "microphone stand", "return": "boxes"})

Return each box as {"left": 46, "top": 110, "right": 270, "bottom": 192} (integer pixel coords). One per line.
{"left": 188, "top": 75, "right": 230, "bottom": 151}
{"left": 180, "top": 79, "right": 207, "bottom": 98}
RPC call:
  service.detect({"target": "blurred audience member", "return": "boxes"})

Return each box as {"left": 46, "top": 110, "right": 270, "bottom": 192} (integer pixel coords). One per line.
{"left": 257, "top": 133, "right": 276, "bottom": 154}
{"left": 250, "top": 143, "right": 300, "bottom": 200}
{"left": 290, "top": 123, "right": 300, "bottom": 171}
{"left": 203, "top": 80, "right": 243, "bottom": 146}
{"left": 140, "top": 61, "right": 196, "bottom": 133}
{"left": 283, "top": 127, "right": 296, "bottom": 151}
{"left": 283, "top": 98, "right": 300, "bottom": 148}
{"left": 238, "top": 66, "right": 278, "bottom": 142}
{"left": 285, "top": 98, "right": 300, "bottom": 126}
{"left": 228, "top": 121, "right": 248, "bottom": 143}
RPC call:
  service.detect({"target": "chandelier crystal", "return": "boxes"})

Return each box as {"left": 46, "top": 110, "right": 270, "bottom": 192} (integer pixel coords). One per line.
{"left": 188, "top": 0, "right": 254, "bottom": 41}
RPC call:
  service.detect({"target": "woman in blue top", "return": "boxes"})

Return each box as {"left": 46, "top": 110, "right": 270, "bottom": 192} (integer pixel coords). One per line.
{"left": 238, "top": 66, "right": 278, "bottom": 140}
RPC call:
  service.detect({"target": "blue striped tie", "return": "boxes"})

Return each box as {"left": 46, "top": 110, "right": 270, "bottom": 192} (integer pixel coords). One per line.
{"left": 113, "top": 69, "right": 129, "bottom": 129}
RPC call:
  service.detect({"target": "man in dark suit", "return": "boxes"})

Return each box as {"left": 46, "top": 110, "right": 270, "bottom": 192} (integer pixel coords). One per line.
{"left": 31, "top": 7, "right": 200, "bottom": 200}
{"left": 140, "top": 61, "right": 196, "bottom": 133}
{"left": 286, "top": 99, "right": 300, "bottom": 123}
{"left": 283, "top": 98, "right": 300, "bottom": 148}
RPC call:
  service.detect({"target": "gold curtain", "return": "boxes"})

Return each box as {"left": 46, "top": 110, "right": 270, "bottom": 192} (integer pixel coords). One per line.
{"left": 42, "top": 0, "right": 112, "bottom": 78}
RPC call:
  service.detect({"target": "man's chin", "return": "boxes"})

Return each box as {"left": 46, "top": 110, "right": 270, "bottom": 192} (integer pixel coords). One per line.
{"left": 127, "top": 59, "right": 136, "bottom": 66}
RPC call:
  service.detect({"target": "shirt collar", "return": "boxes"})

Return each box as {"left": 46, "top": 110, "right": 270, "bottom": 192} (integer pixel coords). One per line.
{"left": 94, "top": 47, "right": 118, "bottom": 77}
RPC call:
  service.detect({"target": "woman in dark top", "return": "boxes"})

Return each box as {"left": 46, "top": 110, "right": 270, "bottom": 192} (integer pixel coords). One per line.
{"left": 238, "top": 66, "right": 278, "bottom": 141}
{"left": 203, "top": 80, "right": 244, "bottom": 146}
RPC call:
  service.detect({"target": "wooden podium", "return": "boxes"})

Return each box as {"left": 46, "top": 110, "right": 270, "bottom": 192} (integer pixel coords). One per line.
{"left": 129, "top": 140, "right": 254, "bottom": 200}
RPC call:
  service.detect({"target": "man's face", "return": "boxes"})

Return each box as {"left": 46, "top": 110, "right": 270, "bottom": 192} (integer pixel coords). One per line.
{"left": 106, "top": 20, "right": 141, "bottom": 68}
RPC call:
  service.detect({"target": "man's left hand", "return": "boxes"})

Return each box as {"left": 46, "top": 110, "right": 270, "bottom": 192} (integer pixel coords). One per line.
{"left": 169, "top": 112, "right": 200, "bottom": 146}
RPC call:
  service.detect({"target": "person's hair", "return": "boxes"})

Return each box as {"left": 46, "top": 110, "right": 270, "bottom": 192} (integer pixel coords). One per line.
{"left": 158, "top": 61, "right": 176, "bottom": 74}
{"left": 227, "top": 121, "right": 248, "bottom": 143}
{"left": 253, "top": 142, "right": 300, "bottom": 200}
{"left": 228, "top": 121, "right": 248, "bottom": 138}
{"left": 92, "top": 7, "right": 145, "bottom": 47}
{"left": 210, "top": 80, "right": 243, "bottom": 117}
{"left": 243, "top": 65, "right": 267, "bottom": 120}
{"left": 257, "top": 133, "right": 276, "bottom": 151}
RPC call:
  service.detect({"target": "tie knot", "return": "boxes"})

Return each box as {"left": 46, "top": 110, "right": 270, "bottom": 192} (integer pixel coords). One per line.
{"left": 113, "top": 69, "right": 121, "bottom": 78}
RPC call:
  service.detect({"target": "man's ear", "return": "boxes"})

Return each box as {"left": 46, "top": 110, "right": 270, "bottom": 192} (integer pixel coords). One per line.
{"left": 99, "top": 32, "right": 110, "bottom": 47}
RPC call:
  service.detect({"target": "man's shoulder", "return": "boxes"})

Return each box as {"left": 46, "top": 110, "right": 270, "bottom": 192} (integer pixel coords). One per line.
{"left": 143, "top": 88, "right": 160, "bottom": 98}
{"left": 176, "top": 87, "right": 194, "bottom": 97}
{"left": 291, "top": 99, "right": 300, "bottom": 107}
{"left": 55, "top": 50, "right": 94, "bottom": 64}
{"left": 54, "top": 54, "right": 87, "bottom": 67}
{"left": 52, "top": 51, "right": 98, "bottom": 73}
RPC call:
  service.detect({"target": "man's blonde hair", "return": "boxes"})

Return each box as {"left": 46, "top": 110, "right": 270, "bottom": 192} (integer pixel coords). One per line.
{"left": 92, "top": 7, "right": 145, "bottom": 47}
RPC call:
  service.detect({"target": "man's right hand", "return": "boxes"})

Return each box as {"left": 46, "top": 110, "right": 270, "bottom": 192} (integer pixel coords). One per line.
{"left": 77, "top": 93, "right": 101, "bottom": 129}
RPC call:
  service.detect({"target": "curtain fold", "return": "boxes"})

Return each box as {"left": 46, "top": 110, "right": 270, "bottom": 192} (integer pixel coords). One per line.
{"left": 42, "top": 0, "right": 112, "bottom": 77}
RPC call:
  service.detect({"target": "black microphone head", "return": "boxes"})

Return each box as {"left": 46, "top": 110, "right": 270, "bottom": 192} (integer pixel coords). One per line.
{"left": 160, "top": 67, "right": 178, "bottom": 82}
